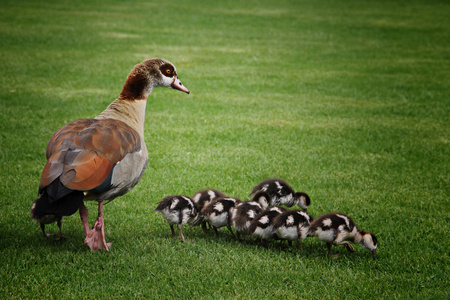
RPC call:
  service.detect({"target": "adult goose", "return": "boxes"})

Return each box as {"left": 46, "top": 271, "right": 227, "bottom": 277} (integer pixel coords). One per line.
{"left": 31, "top": 58, "right": 189, "bottom": 251}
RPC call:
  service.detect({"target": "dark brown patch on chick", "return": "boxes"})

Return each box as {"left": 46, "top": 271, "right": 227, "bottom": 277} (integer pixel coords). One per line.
{"left": 233, "top": 202, "right": 263, "bottom": 232}
{"left": 192, "top": 189, "right": 226, "bottom": 211}
{"left": 308, "top": 213, "right": 356, "bottom": 235}
{"left": 248, "top": 207, "right": 287, "bottom": 234}
{"left": 201, "top": 197, "right": 240, "bottom": 216}
{"left": 273, "top": 210, "right": 312, "bottom": 230}
{"left": 250, "top": 178, "right": 294, "bottom": 197}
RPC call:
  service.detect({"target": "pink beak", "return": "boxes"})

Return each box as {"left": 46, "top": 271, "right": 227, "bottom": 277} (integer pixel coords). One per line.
{"left": 172, "top": 76, "right": 190, "bottom": 94}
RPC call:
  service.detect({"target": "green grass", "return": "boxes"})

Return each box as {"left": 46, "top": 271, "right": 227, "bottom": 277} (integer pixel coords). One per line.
{"left": 0, "top": 0, "right": 449, "bottom": 298}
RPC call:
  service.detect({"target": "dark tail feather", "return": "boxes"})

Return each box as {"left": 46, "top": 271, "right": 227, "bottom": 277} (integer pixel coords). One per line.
{"left": 31, "top": 189, "right": 84, "bottom": 220}
{"left": 44, "top": 178, "right": 77, "bottom": 204}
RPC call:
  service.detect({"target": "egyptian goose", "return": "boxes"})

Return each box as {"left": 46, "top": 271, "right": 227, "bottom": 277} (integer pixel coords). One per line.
{"left": 272, "top": 209, "right": 313, "bottom": 249}
{"left": 250, "top": 178, "right": 311, "bottom": 211}
{"left": 193, "top": 197, "right": 241, "bottom": 239}
{"left": 231, "top": 191, "right": 270, "bottom": 240}
{"left": 307, "top": 213, "right": 378, "bottom": 258}
{"left": 31, "top": 58, "right": 189, "bottom": 251}
{"left": 191, "top": 189, "right": 226, "bottom": 232}
{"left": 154, "top": 195, "right": 197, "bottom": 242}
{"left": 248, "top": 206, "right": 287, "bottom": 242}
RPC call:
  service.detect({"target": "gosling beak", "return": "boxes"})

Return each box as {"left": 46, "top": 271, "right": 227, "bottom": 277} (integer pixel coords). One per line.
{"left": 172, "top": 76, "right": 190, "bottom": 94}
{"left": 372, "top": 249, "right": 377, "bottom": 259}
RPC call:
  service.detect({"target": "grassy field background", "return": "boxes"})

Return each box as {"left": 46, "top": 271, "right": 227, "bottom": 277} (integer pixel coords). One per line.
{"left": 0, "top": 0, "right": 448, "bottom": 298}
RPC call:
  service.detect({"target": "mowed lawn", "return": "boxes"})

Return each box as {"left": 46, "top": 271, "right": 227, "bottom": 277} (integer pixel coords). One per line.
{"left": 0, "top": 0, "right": 448, "bottom": 298}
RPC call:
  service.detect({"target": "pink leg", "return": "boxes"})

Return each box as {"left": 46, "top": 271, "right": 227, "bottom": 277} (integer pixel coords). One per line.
{"left": 79, "top": 202, "right": 89, "bottom": 237}
{"left": 84, "top": 202, "right": 111, "bottom": 251}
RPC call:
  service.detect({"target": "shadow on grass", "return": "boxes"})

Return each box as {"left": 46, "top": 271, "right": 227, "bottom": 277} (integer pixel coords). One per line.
{"left": 2, "top": 221, "right": 379, "bottom": 262}
{"left": 0, "top": 225, "right": 91, "bottom": 254}
{"left": 162, "top": 225, "right": 379, "bottom": 261}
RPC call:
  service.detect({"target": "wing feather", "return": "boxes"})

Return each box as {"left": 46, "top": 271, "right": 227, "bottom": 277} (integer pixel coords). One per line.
{"left": 40, "top": 118, "right": 141, "bottom": 193}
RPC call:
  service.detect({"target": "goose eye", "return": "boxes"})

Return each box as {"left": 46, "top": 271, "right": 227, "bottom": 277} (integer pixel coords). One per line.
{"left": 160, "top": 64, "right": 175, "bottom": 77}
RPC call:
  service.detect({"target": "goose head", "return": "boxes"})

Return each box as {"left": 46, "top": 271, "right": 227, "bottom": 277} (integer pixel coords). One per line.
{"left": 359, "top": 230, "right": 378, "bottom": 258}
{"left": 293, "top": 192, "right": 311, "bottom": 212}
{"left": 120, "top": 58, "right": 189, "bottom": 100}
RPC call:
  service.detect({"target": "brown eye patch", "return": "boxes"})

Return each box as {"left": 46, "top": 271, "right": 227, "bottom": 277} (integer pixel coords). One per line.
{"left": 159, "top": 64, "right": 175, "bottom": 78}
